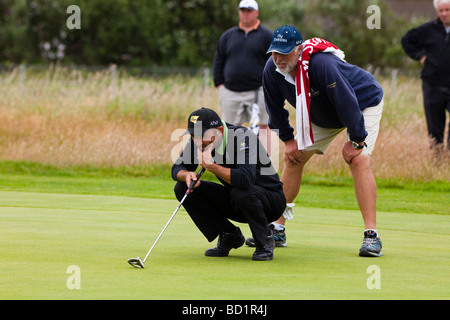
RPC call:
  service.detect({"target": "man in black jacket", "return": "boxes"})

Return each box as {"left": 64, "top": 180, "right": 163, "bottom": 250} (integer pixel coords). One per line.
{"left": 172, "top": 108, "right": 286, "bottom": 261}
{"left": 401, "top": 0, "right": 450, "bottom": 150}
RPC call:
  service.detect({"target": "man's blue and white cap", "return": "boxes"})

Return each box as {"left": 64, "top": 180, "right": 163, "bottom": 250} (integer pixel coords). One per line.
{"left": 266, "top": 25, "right": 303, "bottom": 54}
{"left": 239, "top": 0, "right": 258, "bottom": 11}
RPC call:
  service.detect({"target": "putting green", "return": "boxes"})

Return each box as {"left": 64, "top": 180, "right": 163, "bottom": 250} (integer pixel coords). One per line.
{"left": 0, "top": 191, "right": 448, "bottom": 300}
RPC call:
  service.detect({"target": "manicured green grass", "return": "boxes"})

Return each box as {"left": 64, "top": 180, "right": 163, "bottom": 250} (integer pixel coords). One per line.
{"left": 0, "top": 161, "right": 448, "bottom": 299}
{"left": 0, "top": 168, "right": 448, "bottom": 215}
{"left": 0, "top": 171, "right": 449, "bottom": 299}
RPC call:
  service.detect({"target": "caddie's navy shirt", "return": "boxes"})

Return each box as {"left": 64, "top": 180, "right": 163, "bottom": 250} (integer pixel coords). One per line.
{"left": 262, "top": 52, "right": 384, "bottom": 143}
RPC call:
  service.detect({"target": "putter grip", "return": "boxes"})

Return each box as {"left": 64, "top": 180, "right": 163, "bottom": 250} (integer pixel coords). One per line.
{"left": 187, "top": 167, "right": 206, "bottom": 192}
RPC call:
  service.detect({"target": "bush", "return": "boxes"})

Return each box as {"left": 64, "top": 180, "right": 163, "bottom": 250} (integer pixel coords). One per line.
{"left": 301, "top": 0, "right": 420, "bottom": 68}
{"left": 0, "top": 0, "right": 307, "bottom": 67}
{"left": 0, "top": 0, "right": 424, "bottom": 69}
{"left": 0, "top": 0, "right": 240, "bottom": 66}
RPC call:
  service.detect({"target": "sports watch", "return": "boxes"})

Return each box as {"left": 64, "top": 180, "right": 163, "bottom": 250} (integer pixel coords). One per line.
{"left": 352, "top": 141, "right": 367, "bottom": 150}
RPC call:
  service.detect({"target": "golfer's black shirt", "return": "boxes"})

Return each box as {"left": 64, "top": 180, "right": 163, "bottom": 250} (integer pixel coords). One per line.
{"left": 172, "top": 123, "right": 283, "bottom": 192}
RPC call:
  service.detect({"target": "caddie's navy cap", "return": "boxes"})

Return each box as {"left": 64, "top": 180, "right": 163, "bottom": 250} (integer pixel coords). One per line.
{"left": 266, "top": 25, "right": 303, "bottom": 55}
{"left": 186, "top": 108, "right": 222, "bottom": 136}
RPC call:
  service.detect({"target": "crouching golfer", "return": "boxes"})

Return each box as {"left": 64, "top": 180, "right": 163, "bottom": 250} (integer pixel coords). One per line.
{"left": 172, "top": 107, "right": 286, "bottom": 261}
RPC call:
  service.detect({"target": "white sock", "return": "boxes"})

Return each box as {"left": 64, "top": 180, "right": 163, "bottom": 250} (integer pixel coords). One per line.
{"left": 365, "top": 229, "right": 378, "bottom": 236}
{"left": 271, "top": 222, "right": 285, "bottom": 231}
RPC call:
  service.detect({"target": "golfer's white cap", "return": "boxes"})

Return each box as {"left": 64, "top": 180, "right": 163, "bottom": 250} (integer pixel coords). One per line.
{"left": 239, "top": 0, "right": 258, "bottom": 11}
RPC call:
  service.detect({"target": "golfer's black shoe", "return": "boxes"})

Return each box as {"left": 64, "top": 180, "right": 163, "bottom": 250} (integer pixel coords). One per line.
{"left": 252, "top": 230, "right": 275, "bottom": 261}
{"left": 205, "top": 227, "right": 245, "bottom": 257}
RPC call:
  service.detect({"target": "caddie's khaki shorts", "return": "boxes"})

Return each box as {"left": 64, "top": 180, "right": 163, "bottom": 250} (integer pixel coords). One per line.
{"left": 218, "top": 86, "right": 269, "bottom": 126}
{"left": 301, "top": 99, "right": 384, "bottom": 155}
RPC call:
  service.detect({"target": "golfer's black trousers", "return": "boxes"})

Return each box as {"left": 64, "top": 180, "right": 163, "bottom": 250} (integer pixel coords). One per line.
{"left": 174, "top": 181, "right": 286, "bottom": 248}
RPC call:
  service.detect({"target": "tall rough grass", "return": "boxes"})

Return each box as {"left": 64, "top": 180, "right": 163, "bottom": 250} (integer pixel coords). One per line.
{"left": 0, "top": 65, "right": 448, "bottom": 181}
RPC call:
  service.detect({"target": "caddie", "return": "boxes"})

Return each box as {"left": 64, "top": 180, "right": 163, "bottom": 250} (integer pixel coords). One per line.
{"left": 249, "top": 25, "right": 384, "bottom": 257}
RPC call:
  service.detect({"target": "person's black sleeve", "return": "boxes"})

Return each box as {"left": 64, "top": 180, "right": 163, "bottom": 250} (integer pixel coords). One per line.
{"left": 229, "top": 130, "right": 257, "bottom": 189}
{"left": 171, "top": 138, "right": 199, "bottom": 181}
{"left": 213, "top": 35, "right": 226, "bottom": 87}
{"left": 401, "top": 24, "right": 428, "bottom": 61}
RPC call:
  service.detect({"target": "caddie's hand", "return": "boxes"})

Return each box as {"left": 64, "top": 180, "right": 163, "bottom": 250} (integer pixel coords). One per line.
{"left": 284, "top": 139, "right": 303, "bottom": 165}
{"left": 185, "top": 171, "right": 201, "bottom": 189}
{"left": 342, "top": 141, "right": 363, "bottom": 165}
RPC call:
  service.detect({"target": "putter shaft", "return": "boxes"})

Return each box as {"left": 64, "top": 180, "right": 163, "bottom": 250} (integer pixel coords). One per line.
{"left": 142, "top": 198, "right": 185, "bottom": 263}
{"left": 129, "top": 168, "right": 206, "bottom": 267}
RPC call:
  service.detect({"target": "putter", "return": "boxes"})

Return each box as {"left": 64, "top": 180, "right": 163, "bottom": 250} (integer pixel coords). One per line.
{"left": 127, "top": 167, "right": 206, "bottom": 268}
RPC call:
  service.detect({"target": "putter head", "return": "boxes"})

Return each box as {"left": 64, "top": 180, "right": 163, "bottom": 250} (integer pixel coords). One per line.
{"left": 127, "top": 257, "right": 145, "bottom": 268}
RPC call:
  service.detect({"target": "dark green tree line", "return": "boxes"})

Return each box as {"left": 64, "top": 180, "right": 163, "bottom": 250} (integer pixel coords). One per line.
{"left": 0, "top": 0, "right": 420, "bottom": 68}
